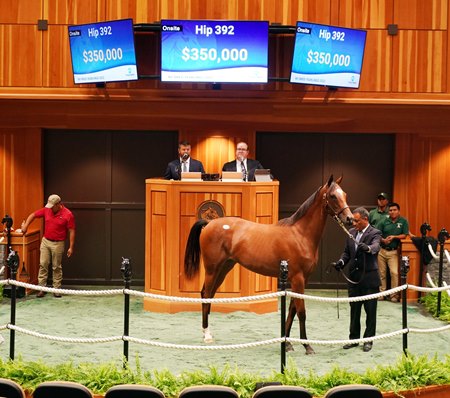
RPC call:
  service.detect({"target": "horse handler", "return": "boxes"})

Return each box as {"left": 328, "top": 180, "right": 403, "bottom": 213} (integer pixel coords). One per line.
{"left": 333, "top": 207, "right": 382, "bottom": 352}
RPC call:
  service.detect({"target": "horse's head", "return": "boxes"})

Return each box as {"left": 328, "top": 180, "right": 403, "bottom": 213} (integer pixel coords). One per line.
{"left": 324, "top": 175, "right": 353, "bottom": 226}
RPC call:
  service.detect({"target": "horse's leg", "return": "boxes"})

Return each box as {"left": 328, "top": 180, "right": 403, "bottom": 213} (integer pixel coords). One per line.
{"left": 201, "top": 259, "right": 236, "bottom": 343}
{"left": 200, "top": 282, "right": 214, "bottom": 343}
{"left": 284, "top": 298, "right": 297, "bottom": 352}
{"left": 296, "top": 297, "right": 315, "bottom": 355}
{"left": 291, "top": 277, "right": 315, "bottom": 355}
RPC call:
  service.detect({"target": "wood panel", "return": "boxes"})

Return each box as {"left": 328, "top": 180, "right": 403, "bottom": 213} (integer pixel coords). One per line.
{"left": 43, "top": 25, "right": 76, "bottom": 88}
{"left": 394, "top": 0, "right": 447, "bottom": 30}
{"left": 392, "top": 30, "right": 447, "bottom": 93}
{"left": 338, "top": 0, "right": 394, "bottom": 29}
{"left": 105, "top": 0, "right": 332, "bottom": 25}
{"left": 184, "top": 131, "right": 256, "bottom": 177}
{"left": 394, "top": 134, "right": 450, "bottom": 237}
{"left": 44, "top": 0, "right": 103, "bottom": 25}
{"left": 0, "top": 25, "right": 42, "bottom": 87}
{"left": 0, "top": 128, "right": 43, "bottom": 233}
{"left": 0, "top": 1, "right": 41, "bottom": 24}
{"left": 357, "top": 29, "right": 392, "bottom": 92}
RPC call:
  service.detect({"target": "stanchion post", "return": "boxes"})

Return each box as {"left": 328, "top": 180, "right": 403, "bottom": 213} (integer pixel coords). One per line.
{"left": 279, "top": 260, "right": 288, "bottom": 373}
{"left": 120, "top": 257, "right": 132, "bottom": 367}
{"left": 436, "top": 229, "right": 449, "bottom": 317}
{"left": 2, "top": 214, "right": 18, "bottom": 360}
{"left": 6, "top": 250, "right": 19, "bottom": 360}
{"left": 419, "top": 222, "right": 432, "bottom": 300}
{"left": 400, "top": 256, "right": 410, "bottom": 355}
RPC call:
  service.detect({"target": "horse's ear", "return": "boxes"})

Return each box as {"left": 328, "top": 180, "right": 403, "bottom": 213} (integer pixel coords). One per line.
{"left": 327, "top": 175, "right": 334, "bottom": 187}
{"left": 335, "top": 175, "right": 343, "bottom": 184}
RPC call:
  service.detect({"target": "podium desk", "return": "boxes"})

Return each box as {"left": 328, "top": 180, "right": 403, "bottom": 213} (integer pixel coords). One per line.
{"left": 144, "top": 179, "right": 279, "bottom": 313}
{"left": 1, "top": 230, "right": 40, "bottom": 293}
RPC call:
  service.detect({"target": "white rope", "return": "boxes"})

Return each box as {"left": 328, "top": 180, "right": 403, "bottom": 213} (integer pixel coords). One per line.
{"left": 124, "top": 288, "right": 284, "bottom": 303}
{"left": 288, "top": 329, "right": 408, "bottom": 346}
{"left": 287, "top": 286, "right": 406, "bottom": 302}
{"left": 2, "top": 279, "right": 449, "bottom": 304}
{"left": 408, "top": 284, "right": 450, "bottom": 293}
{"left": 426, "top": 273, "right": 450, "bottom": 297}
{"left": 445, "top": 249, "right": 450, "bottom": 264}
{"left": 124, "top": 336, "right": 285, "bottom": 350}
{"left": 7, "top": 324, "right": 122, "bottom": 344}
{"left": 428, "top": 243, "right": 439, "bottom": 260}
{"left": 4, "top": 280, "right": 122, "bottom": 296}
{"left": 409, "top": 324, "right": 450, "bottom": 333}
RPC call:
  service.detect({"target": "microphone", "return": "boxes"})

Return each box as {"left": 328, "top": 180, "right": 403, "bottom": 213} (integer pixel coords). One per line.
{"left": 181, "top": 153, "right": 189, "bottom": 161}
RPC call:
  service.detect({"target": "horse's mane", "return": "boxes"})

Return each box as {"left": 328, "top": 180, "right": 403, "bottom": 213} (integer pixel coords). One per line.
{"left": 277, "top": 185, "right": 324, "bottom": 226}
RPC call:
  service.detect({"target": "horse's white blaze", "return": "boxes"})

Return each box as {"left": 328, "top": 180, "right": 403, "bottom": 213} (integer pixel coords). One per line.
{"left": 203, "top": 327, "right": 214, "bottom": 343}
{"left": 223, "top": 225, "right": 230, "bottom": 230}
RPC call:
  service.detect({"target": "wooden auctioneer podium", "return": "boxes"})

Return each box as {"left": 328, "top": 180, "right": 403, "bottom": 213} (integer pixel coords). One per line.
{"left": 144, "top": 178, "right": 280, "bottom": 314}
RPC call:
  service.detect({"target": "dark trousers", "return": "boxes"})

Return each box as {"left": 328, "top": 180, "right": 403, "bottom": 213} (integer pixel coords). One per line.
{"left": 348, "top": 286, "right": 379, "bottom": 340}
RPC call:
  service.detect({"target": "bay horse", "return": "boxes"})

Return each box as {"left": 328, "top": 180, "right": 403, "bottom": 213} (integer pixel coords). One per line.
{"left": 184, "top": 175, "right": 353, "bottom": 354}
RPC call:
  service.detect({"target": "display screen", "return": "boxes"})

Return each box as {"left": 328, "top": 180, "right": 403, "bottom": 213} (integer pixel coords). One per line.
{"left": 68, "top": 19, "right": 138, "bottom": 84}
{"left": 290, "top": 21, "right": 367, "bottom": 89}
{"left": 160, "top": 20, "right": 269, "bottom": 83}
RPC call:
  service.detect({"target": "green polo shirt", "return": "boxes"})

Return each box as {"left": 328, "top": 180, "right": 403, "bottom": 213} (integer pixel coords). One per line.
{"left": 369, "top": 207, "right": 389, "bottom": 230}
{"left": 380, "top": 216, "right": 409, "bottom": 249}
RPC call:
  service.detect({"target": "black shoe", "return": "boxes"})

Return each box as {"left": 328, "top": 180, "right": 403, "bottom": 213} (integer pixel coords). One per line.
{"left": 53, "top": 293, "right": 62, "bottom": 298}
{"left": 363, "top": 342, "right": 373, "bottom": 352}
{"left": 343, "top": 343, "right": 359, "bottom": 349}
{"left": 37, "top": 291, "right": 46, "bottom": 298}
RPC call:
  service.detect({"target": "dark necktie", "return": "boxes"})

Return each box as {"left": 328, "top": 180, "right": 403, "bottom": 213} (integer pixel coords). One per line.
{"left": 241, "top": 161, "right": 247, "bottom": 181}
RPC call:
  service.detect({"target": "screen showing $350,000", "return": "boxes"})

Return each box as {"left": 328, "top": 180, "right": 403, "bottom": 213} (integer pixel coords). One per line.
{"left": 161, "top": 20, "right": 269, "bottom": 83}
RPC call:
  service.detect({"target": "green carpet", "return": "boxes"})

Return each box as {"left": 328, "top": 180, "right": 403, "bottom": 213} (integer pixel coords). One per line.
{"left": 0, "top": 288, "right": 448, "bottom": 376}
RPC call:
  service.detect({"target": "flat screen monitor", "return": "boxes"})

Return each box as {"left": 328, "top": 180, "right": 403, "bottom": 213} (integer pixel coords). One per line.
{"left": 160, "top": 20, "right": 269, "bottom": 83}
{"left": 290, "top": 21, "right": 367, "bottom": 89}
{"left": 68, "top": 18, "right": 138, "bottom": 84}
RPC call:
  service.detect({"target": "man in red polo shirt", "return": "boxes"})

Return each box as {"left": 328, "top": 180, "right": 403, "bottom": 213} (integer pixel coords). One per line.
{"left": 20, "top": 194, "right": 75, "bottom": 298}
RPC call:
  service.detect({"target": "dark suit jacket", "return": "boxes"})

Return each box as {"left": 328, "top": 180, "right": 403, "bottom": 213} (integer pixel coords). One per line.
{"left": 222, "top": 159, "right": 264, "bottom": 181}
{"left": 339, "top": 225, "right": 382, "bottom": 289}
{"left": 164, "top": 158, "right": 205, "bottom": 180}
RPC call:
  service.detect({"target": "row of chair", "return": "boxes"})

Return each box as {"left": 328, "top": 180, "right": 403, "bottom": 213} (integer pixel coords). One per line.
{"left": 0, "top": 378, "right": 383, "bottom": 398}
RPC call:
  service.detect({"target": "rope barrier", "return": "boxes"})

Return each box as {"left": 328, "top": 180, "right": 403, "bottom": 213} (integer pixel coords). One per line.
{"left": 2, "top": 279, "right": 450, "bottom": 303}
{"left": 0, "top": 279, "right": 449, "bottom": 355}
{"left": 426, "top": 273, "right": 450, "bottom": 297}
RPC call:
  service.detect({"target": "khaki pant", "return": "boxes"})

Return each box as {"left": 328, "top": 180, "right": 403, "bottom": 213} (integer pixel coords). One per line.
{"left": 378, "top": 248, "right": 399, "bottom": 299}
{"left": 38, "top": 237, "right": 65, "bottom": 288}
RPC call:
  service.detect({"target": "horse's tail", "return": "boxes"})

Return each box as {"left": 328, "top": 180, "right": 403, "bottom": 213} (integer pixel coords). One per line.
{"left": 184, "top": 219, "right": 209, "bottom": 279}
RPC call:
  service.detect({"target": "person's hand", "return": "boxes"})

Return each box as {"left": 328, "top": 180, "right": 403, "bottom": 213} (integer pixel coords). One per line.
{"left": 333, "top": 259, "right": 344, "bottom": 271}
{"left": 357, "top": 242, "right": 370, "bottom": 252}
{"left": 67, "top": 248, "right": 73, "bottom": 258}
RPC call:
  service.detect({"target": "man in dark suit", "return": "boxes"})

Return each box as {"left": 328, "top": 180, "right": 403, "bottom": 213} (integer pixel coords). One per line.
{"left": 164, "top": 140, "right": 205, "bottom": 180}
{"left": 334, "top": 207, "right": 382, "bottom": 352}
{"left": 222, "top": 141, "right": 264, "bottom": 181}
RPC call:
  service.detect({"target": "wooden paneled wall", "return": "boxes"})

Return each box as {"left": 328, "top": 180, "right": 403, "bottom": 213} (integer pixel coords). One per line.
{"left": 2, "top": 0, "right": 450, "bottom": 237}
{"left": 0, "top": 129, "right": 43, "bottom": 229}
{"left": 0, "top": 0, "right": 448, "bottom": 94}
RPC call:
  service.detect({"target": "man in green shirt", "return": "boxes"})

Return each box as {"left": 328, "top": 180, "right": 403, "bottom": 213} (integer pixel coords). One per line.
{"left": 378, "top": 202, "right": 409, "bottom": 302}
{"left": 369, "top": 192, "right": 390, "bottom": 230}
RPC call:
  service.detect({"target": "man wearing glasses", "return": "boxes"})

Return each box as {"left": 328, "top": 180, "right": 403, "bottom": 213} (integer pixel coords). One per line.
{"left": 222, "top": 142, "right": 264, "bottom": 181}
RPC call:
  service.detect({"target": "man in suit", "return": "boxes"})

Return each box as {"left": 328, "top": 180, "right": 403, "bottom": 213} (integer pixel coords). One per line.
{"left": 164, "top": 140, "right": 205, "bottom": 180}
{"left": 222, "top": 141, "right": 264, "bottom": 181}
{"left": 334, "top": 207, "right": 382, "bottom": 352}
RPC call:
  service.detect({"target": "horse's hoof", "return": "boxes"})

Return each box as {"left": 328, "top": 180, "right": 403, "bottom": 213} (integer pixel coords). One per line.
{"left": 305, "top": 347, "right": 315, "bottom": 355}
{"left": 285, "top": 342, "right": 295, "bottom": 352}
{"left": 203, "top": 327, "right": 214, "bottom": 343}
